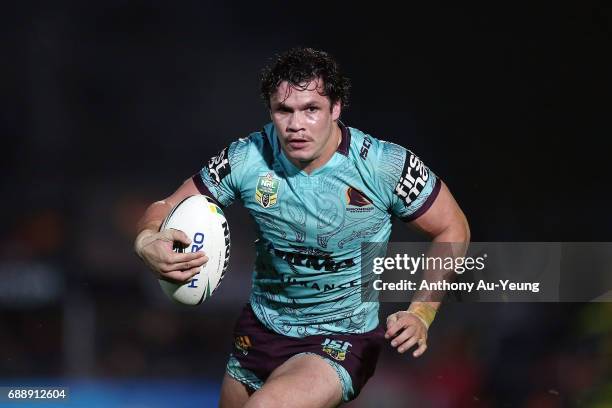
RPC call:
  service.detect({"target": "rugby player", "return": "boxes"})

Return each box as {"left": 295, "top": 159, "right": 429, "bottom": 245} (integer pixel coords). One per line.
{"left": 134, "top": 47, "right": 470, "bottom": 407}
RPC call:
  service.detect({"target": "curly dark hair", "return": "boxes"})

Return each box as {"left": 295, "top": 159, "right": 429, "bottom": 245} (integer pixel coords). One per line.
{"left": 260, "top": 47, "right": 351, "bottom": 110}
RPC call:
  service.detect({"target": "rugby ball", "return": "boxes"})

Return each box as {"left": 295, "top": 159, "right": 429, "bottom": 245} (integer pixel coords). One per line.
{"left": 158, "top": 195, "right": 230, "bottom": 305}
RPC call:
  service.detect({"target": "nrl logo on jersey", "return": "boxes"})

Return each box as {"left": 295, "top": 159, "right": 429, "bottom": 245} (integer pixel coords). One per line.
{"left": 255, "top": 173, "right": 280, "bottom": 208}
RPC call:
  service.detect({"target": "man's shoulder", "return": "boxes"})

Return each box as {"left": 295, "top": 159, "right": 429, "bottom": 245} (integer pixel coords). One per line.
{"left": 224, "top": 125, "right": 275, "bottom": 163}
{"left": 345, "top": 125, "right": 407, "bottom": 168}
{"left": 229, "top": 127, "right": 268, "bottom": 149}
{"left": 343, "top": 125, "right": 412, "bottom": 195}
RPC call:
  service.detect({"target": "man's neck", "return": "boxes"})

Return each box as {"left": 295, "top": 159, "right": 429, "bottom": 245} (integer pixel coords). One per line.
{"left": 299, "top": 122, "right": 342, "bottom": 174}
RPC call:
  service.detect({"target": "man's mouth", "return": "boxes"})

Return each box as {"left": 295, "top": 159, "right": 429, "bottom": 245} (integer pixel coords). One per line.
{"left": 287, "top": 139, "right": 309, "bottom": 150}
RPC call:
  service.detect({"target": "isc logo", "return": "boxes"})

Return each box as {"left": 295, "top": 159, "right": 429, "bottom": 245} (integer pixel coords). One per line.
{"left": 187, "top": 232, "right": 204, "bottom": 289}
{"left": 321, "top": 338, "right": 352, "bottom": 361}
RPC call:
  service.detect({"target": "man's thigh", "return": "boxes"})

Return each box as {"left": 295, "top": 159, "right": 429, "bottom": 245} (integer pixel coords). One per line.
{"left": 244, "top": 354, "right": 343, "bottom": 408}
{"left": 219, "top": 373, "right": 254, "bottom": 408}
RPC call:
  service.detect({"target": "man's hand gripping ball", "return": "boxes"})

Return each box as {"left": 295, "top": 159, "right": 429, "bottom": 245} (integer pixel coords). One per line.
{"left": 135, "top": 228, "right": 208, "bottom": 283}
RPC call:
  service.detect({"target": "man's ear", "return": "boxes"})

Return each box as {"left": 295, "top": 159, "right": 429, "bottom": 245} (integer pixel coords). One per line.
{"left": 331, "top": 99, "right": 342, "bottom": 121}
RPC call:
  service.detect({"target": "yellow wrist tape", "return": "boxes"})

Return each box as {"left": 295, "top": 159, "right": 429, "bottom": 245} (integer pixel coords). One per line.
{"left": 407, "top": 303, "right": 437, "bottom": 329}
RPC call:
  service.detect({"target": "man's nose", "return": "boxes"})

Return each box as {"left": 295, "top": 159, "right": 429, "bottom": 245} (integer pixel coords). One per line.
{"left": 287, "top": 111, "right": 305, "bottom": 131}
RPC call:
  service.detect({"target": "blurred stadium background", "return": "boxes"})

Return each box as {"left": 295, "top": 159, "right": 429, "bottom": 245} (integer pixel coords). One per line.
{"left": 1, "top": 2, "right": 611, "bottom": 407}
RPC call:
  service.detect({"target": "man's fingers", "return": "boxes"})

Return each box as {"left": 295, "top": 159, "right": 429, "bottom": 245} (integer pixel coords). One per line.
{"left": 183, "top": 266, "right": 201, "bottom": 277}
{"left": 386, "top": 312, "right": 430, "bottom": 355}
{"left": 168, "top": 228, "right": 192, "bottom": 245}
{"left": 385, "top": 324, "right": 402, "bottom": 339}
{"left": 397, "top": 334, "right": 420, "bottom": 353}
{"left": 389, "top": 325, "right": 416, "bottom": 348}
{"left": 160, "top": 269, "right": 198, "bottom": 283}
{"left": 171, "top": 259, "right": 206, "bottom": 272}
{"left": 167, "top": 251, "right": 208, "bottom": 264}
{"left": 385, "top": 317, "right": 410, "bottom": 339}
{"left": 386, "top": 314, "right": 398, "bottom": 326}
{"left": 385, "top": 314, "right": 399, "bottom": 339}
{"left": 165, "top": 266, "right": 200, "bottom": 280}
{"left": 159, "top": 254, "right": 208, "bottom": 274}
{"left": 413, "top": 341, "right": 428, "bottom": 357}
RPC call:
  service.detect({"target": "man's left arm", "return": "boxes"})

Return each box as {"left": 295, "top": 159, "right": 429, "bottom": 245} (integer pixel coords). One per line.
{"left": 385, "top": 180, "right": 470, "bottom": 357}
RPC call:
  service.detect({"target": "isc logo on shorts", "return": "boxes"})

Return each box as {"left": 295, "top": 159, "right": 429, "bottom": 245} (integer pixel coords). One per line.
{"left": 321, "top": 338, "right": 352, "bottom": 361}
{"left": 235, "top": 335, "right": 252, "bottom": 355}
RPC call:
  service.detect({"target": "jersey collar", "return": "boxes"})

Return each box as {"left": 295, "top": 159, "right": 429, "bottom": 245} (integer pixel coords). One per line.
{"left": 263, "top": 120, "right": 351, "bottom": 156}
{"left": 262, "top": 121, "right": 351, "bottom": 177}
{"left": 337, "top": 120, "right": 351, "bottom": 156}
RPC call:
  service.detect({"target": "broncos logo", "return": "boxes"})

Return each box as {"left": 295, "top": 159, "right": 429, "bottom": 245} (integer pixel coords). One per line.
{"left": 346, "top": 187, "right": 372, "bottom": 207}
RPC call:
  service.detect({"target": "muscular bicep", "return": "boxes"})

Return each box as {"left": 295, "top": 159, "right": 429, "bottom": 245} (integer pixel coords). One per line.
{"left": 407, "top": 181, "right": 470, "bottom": 241}
{"left": 367, "top": 138, "right": 467, "bottom": 239}
{"left": 163, "top": 177, "right": 202, "bottom": 209}
{"left": 136, "top": 177, "right": 202, "bottom": 233}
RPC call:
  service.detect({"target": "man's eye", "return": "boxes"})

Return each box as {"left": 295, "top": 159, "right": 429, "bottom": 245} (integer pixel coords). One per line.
{"left": 307, "top": 107, "right": 318, "bottom": 112}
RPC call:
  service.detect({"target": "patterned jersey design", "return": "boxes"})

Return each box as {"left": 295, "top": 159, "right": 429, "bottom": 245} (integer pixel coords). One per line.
{"left": 197, "top": 122, "right": 440, "bottom": 337}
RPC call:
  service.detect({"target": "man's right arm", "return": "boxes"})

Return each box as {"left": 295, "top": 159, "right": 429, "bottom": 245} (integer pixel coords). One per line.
{"left": 137, "top": 135, "right": 251, "bottom": 282}
{"left": 134, "top": 177, "right": 209, "bottom": 283}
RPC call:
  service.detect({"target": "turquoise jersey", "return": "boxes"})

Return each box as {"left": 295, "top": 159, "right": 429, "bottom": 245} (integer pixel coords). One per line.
{"left": 194, "top": 122, "right": 441, "bottom": 337}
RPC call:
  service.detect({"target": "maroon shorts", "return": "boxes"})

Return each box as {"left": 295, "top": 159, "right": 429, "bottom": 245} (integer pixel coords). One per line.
{"left": 226, "top": 303, "right": 385, "bottom": 401}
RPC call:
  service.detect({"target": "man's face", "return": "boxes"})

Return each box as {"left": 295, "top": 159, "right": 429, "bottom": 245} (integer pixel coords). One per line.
{"left": 270, "top": 79, "right": 341, "bottom": 171}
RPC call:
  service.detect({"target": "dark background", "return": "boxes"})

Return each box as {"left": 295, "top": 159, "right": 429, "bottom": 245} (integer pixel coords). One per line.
{"left": 1, "top": 2, "right": 611, "bottom": 407}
